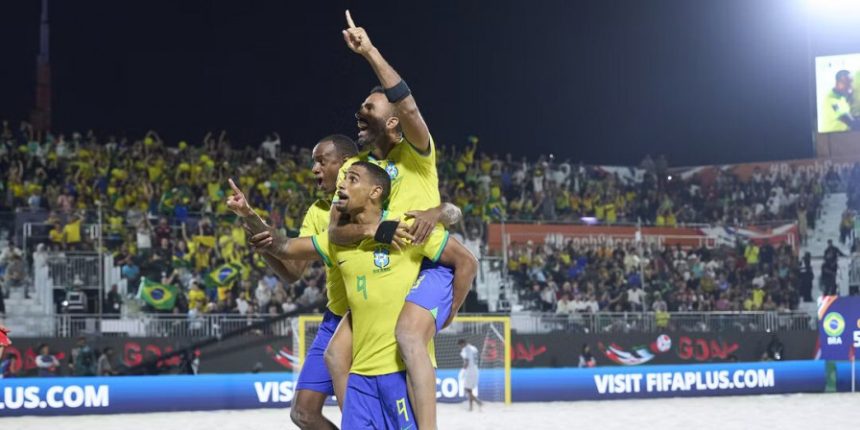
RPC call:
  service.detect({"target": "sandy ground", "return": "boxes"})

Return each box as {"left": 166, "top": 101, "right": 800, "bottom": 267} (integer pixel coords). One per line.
{"left": 5, "top": 393, "right": 860, "bottom": 430}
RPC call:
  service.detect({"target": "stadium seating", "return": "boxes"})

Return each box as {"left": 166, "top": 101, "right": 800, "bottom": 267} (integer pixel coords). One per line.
{"left": 0, "top": 124, "right": 852, "bottom": 317}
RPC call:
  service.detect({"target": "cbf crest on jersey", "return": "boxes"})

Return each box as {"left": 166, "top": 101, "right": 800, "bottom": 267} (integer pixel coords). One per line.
{"left": 373, "top": 246, "right": 391, "bottom": 273}
{"left": 383, "top": 161, "right": 399, "bottom": 180}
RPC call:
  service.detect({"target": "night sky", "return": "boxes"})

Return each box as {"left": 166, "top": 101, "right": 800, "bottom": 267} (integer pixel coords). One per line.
{"left": 0, "top": 0, "right": 857, "bottom": 166}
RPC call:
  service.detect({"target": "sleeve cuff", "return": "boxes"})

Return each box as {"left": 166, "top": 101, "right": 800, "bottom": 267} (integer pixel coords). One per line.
{"left": 311, "top": 236, "right": 333, "bottom": 268}
{"left": 431, "top": 231, "right": 450, "bottom": 263}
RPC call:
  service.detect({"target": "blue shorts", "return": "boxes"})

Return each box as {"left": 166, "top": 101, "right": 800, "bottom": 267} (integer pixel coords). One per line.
{"left": 405, "top": 259, "right": 454, "bottom": 333}
{"left": 342, "top": 371, "right": 415, "bottom": 430}
{"left": 295, "top": 310, "right": 342, "bottom": 395}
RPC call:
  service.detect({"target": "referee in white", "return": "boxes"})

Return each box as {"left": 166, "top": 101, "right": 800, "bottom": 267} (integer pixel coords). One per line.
{"left": 458, "top": 339, "right": 483, "bottom": 411}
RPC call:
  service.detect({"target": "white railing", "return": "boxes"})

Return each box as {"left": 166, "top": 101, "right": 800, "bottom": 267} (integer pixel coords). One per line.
{"left": 16, "top": 313, "right": 292, "bottom": 338}
{"left": 10, "top": 311, "right": 814, "bottom": 338}
{"left": 849, "top": 254, "right": 860, "bottom": 294}
{"left": 509, "top": 311, "right": 815, "bottom": 334}
{"left": 44, "top": 252, "right": 101, "bottom": 289}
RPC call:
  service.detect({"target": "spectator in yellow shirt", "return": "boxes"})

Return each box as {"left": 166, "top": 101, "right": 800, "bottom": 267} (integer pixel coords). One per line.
{"left": 744, "top": 242, "right": 760, "bottom": 266}
{"left": 63, "top": 214, "right": 83, "bottom": 249}
{"left": 49, "top": 221, "right": 65, "bottom": 247}
{"left": 187, "top": 281, "right": 207, "bottom": 312}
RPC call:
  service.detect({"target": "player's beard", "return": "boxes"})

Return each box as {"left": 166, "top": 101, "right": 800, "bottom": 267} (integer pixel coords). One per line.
{"left": 357, "top": 126, "right": 382, "bottom": 150}
{"left": 357, "top": 132, "right": 372, "bottom": 149}
{"left": 356, "top": 115, "right": 386, "bottom": 150}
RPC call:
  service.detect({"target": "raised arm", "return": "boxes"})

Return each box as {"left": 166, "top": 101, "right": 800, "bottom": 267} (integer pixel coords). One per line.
{"left": 247, "top": 229, "right": 312, "bottom": 284}
{"left": 436, "top": 235, "right": 478, "bottom": 329}
{"left": 226, "top": 178, "right": 321, "bottom": 265}
{"left": 343, "top": 10, "right": 430, "bottom": 152}
{"left": 249, "top": 233, "right": 320, "bottom": 264}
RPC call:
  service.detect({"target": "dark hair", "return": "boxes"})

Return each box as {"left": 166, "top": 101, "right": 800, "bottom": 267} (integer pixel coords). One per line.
{"left": 836, "top": 70, "right": 851, "bottom": 81}
{"left": 351, "top": 161, "right": 391, "bottom": 204}
{"left": 319, "top": 134, "right": 358, "bottom": 159}
{"left": 457, "top": 339, "right": 466, "bottom": 346}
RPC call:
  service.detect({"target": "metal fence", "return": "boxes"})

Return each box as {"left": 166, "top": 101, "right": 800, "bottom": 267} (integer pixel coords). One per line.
{"left": 45, "top": 252, "right": 101, "bottom": 289}
{"left": 510, "top": 311, "right": 816, "bottom": 334}
{"left": 10, "top": 311, "right": 816, "bottom": 338}
{"left": 12, "top": 314, "right": 293, "bottom": 338}
{"left": 849, "top": 254, "right": 860, "bottom": 293}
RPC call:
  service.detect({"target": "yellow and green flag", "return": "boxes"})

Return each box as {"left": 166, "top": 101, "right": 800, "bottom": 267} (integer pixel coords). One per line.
{"left": 138, "top": 277, "right": 179, "bottom": 311}
{"left": 204, "top": 262, "right": 243, "bottom": 291}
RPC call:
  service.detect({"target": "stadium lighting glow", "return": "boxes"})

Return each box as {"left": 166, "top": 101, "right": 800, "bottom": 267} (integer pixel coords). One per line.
{"left": 580, "top": 217, "right": 598, "bottom": 225}
{"left": 806, "top": 0, "right": 860, "bottom": 15}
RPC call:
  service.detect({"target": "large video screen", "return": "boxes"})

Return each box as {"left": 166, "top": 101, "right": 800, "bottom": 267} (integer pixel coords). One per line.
{"left": 816, "top": 53, "right": 860, "bottom": 133}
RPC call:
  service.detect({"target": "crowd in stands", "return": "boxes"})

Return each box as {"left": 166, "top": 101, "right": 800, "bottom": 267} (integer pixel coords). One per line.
{"left": 843, "top": 163, "right": 860, "bottom": 250}
{"left": 0, "top": 120, "right": 849, "bottom": 317}
{"left": 0, "top": 121, "right": 331, "bottom": 317}
{"left": 510, "top": 239, "right": 811, "bottom": 315}
{"left": 441, "top": 139, "right": 828, "bottom": 231}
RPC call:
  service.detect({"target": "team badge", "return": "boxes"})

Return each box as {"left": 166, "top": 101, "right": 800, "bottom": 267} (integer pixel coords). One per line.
{"left": 384, "top": 161, "right": 399, "bottom": 180}
{"left": 373, "top": 247, "right": 390, "bottom": 269}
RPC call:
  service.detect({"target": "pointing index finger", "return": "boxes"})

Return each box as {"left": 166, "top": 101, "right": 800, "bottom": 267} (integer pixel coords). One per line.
{"left": 345, "top": 10, "right": 356, "bottom": 29}
{"left": 228, "top": 178, "right": 242, "bottom": 194}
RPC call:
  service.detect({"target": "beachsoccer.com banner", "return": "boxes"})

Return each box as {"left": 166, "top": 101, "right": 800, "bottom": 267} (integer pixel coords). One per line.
{"left": 0, "top": 370, "right": 480, "bottom": 417}
{"left": 0, "top": 361, "right": 832, "bottom": 416}
{"left": 0, "top": 374, "right": 296, "bottom": 417}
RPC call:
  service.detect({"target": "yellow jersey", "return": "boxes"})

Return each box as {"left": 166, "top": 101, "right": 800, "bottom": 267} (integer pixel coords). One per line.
{"left": 63, "top": 220, "right": 82, "bottom": 244}
{"left": 339, "top": 135, "right": 441, "bottom": 214}
{"left": 312, "top": 211, "right": 449, "bottom": 376}
{"left": 49, "top": 227, "right": 64, "bottom": 244}
{"left": 299, "top": 198, "right": 348, "bottom": 316}
{"left": 821, "top": 89, "right": 852, "bottom": 133}
{"left": 188, "top": 288, "right": 207, "bottom": 311}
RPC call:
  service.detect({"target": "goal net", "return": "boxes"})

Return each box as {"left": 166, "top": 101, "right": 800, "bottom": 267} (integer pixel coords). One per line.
{"left": 294, "top": 314, "right": 511, "bottom": 404}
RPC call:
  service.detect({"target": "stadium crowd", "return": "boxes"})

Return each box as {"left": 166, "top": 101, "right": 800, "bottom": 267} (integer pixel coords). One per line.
{"left": 0, "top": 121, "right": 846, "bottom": 316}
{"left": 510, "top": 239, "right": 811, "bottom": 315}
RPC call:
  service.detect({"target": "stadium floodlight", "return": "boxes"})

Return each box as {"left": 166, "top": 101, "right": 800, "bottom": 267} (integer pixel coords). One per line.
{"left": 806, "top": 0, "right": 860, "bottom": 16}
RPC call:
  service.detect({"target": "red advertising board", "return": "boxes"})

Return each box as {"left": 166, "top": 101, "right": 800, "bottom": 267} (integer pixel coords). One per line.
{"left": 487, "top": 223, "right": 798, "bottom": 251}
{"left": 670, "top": 157, "right": 856, "bottom": 184}
{"left": 487, "top": 224, "right": 713, "bottom": 251}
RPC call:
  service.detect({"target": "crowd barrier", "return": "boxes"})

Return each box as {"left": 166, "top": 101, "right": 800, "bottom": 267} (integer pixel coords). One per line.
{"left": 0, "top": 361, "right": 856, "bottom": 417}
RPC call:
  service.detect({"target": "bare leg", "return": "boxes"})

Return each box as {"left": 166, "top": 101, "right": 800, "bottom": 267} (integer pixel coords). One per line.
{"left": 468, "top": 389, "right": 483, "bottom": 410}
{"left": 395, "top": 302, "right": 437, "bottom": 430}
{"left": 324, "top": 313, "right": 353, "bottom": 411}
{"left": 468, "top": 389, "right": 473, "bottom": 411}
{"left": 290, "top": 389, "right": 338, "bottom": 430}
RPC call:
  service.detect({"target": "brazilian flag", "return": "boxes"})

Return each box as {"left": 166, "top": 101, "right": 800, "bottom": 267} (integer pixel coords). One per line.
{"left": 172, "top": 253, "right": 193, "bottom": 269}
{"left": 204, "top": 262, "right": 243, "bottom": 291}
{"left": 138, "top": 278, "right": 179, "bottom": 311}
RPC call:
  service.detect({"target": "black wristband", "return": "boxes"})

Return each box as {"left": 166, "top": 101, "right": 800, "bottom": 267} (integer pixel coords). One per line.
{"left": 384, "top": 80, "right": 411, "bottom": 103}
{"left": 374, "top": 220, "right": 400, "bottom": 244}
